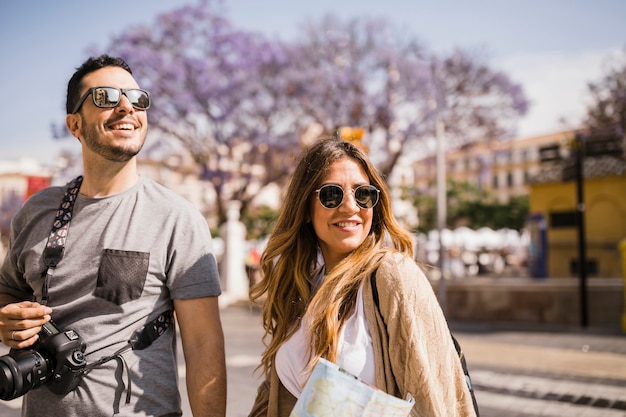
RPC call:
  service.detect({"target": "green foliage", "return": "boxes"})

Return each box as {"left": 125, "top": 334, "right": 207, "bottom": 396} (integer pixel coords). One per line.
{"left": 241, "top": 205, "right": 279, "bottom": 240}
{"left": 413, "top": 193, "right": 436, "bottom": 234}
{"left": 409, "top": 180, "right": 529, "bottom": 233}
{"left": 461, "top": 195, "right": 529, "bottom": 231}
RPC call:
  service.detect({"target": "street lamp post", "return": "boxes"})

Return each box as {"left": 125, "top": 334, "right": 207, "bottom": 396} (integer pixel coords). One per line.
{"left": 560, "top": 133, "right": 589, "bottom": 328}
{"left": 573, "top": 134, "right": 588, "bottom": 327}
{"left": 436, "top": 115, "right": 447, "bottom": 314}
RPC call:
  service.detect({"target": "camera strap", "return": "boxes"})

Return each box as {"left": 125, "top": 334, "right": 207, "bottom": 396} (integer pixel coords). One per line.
{"left": 40, "top": 175, "right": 84, "bottom": 305}
{"left": 82, "top": 309, "right": 174, "bottom": 405}
{"left": 40, "top": 176, "right": 174, "bottom": 376}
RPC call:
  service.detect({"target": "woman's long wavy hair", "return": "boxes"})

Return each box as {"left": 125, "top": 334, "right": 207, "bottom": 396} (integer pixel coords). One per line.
{"left": 250, "top": 136, "right": 414, "bottom": 377}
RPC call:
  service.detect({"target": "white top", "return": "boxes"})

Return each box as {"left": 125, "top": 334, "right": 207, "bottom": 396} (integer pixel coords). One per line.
{"left": 275, "top": 281, "right": 376, "bottom": 397}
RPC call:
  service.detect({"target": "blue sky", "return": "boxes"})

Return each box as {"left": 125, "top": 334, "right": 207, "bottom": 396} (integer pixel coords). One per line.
{"left": 1, "top": 0, "right": 625, "bottom": 165}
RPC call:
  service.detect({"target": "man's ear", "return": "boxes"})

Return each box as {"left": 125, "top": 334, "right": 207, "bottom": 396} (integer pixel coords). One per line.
{"left": 66, "top": 113, "right": 82, "bottom": 140}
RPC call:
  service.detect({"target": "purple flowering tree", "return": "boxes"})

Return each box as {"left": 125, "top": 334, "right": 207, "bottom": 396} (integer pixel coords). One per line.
{"left": 287, "top": 15, "right": 529, "bottom": 178}
{"left": 93, "top": 1, "right": 529, "bottom": 227}
{"left": 105, "top": 1, "right": 301, "bottom": 225}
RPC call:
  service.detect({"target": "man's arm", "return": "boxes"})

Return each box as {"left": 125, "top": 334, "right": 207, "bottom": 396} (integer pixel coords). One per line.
{"left": 175, "top": 296, "right": 227, "bottom": 417}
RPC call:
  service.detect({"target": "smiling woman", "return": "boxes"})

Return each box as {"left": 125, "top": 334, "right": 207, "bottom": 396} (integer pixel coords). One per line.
{"left": 309, "top": 158, "right": 375, "bottom": 271}
{"left": 248, "top": 135, "right": 478, "bottom": 417}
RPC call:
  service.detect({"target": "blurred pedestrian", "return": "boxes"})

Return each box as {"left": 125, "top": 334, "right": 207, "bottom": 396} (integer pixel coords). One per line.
{"left": 246, "top": 246, "right": 262, "bottom": 288}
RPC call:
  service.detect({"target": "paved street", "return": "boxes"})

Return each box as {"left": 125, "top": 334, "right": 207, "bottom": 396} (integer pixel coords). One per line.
{"left": 0, "top": 302, "right": 624, "bottom": 416}
{"left": 451, "top": 322, "right": 626, "bottom": 417}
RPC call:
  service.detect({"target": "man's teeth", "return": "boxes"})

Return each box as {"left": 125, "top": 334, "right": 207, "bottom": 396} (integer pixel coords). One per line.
{"left": 111, "top": 123, "right": 134, "bottom": 130}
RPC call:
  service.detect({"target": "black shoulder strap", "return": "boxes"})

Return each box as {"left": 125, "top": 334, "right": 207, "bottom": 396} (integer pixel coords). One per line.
{"left": 39, "top": 176, "right": 83, "bottom": 305}
{"left": 370, "top": 269, "right": 380, "bottom": 307}
{"left": 369, "top": 270, "right": 480, "bottom": 416}
{"left": 43, "top": 175, "right": 83, "bottom": 267}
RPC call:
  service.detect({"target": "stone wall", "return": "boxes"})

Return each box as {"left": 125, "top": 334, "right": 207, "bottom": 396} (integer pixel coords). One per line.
{"left": 440, "top": 277, "right": 624, "bottom": 331}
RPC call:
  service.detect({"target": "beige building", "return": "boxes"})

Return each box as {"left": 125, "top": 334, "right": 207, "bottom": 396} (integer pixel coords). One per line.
{"left": 409, "top": 130, "right": 577, "bottom": 202}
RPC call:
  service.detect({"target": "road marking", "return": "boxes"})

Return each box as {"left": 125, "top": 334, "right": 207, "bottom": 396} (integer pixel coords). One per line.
{"left": 472, "top": 369, "right": 626, "bottom": 412}
{"left": 477, "top": 391, "right": 626, "bottom": 417}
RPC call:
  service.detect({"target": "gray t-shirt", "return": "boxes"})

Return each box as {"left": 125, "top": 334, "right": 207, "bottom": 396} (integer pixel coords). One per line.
{"left": 0, "top": 176, "right": 221, "bottom": 417}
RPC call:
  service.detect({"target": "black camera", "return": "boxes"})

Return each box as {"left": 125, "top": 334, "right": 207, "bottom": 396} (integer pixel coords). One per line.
{"left": 0, "top": 320, "right": 86, "bottom": 400}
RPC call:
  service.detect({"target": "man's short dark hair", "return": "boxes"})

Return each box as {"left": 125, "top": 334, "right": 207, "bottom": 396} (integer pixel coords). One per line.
{"left": 66, "top": 54, "right": 133, "bottom": 114}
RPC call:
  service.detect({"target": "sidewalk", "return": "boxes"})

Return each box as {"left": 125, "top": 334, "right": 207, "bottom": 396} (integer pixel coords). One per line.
{"left": 0, "top": 303, "right": 623, "bottom": 417}
{"left": 222, "top": 302, "right": 626, "bottom": 416}
{"left": 449, "top": 320, "right": 626, "bottom": 416}
{"left": 461, "top": 335, "right": 626, "bottom": 380}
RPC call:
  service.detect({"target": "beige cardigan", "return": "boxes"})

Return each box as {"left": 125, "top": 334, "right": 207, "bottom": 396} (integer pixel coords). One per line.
{"left": 248, "top": 252, "right": 477, "bottom": 417}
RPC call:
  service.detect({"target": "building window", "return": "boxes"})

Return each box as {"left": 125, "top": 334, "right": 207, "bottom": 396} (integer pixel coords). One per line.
{"left": 570, "top": 259, "right": 598, "bottom": 275}
{"left": 550, "top": 211, "right": 577, "bottom": 228}
{"left": 521, "top": 149, "right": 528, "bottom": 161}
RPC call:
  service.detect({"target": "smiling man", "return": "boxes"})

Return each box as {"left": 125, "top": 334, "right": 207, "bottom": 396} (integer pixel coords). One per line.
{"left": 0, "top": 55, "right": 226, "bottom": 417}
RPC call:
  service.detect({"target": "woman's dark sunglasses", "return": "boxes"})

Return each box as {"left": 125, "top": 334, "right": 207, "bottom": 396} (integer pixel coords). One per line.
{"left": 315, "top": 184, "right": 380, "bottom": 209}
{"left": 72, "top": 87, "right": 151, "bottom": 114}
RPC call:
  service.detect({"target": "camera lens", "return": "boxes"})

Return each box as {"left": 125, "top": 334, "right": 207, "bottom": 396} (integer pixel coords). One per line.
{"left": 0, "top": 349, "right": 52, "bottom": 401}
{"left": 0, "top": 357, "right": 20, "bottom": 400}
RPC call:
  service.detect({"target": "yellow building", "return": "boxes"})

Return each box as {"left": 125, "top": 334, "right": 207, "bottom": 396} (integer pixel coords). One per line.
{"left": 529, "top": 136, "right": 626, "bottom": 278}
{"left": 405, "top": 129, "right": 626, "bottom": 278}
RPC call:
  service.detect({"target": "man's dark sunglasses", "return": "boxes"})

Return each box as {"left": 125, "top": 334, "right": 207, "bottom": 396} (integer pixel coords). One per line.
{"left": 72, "top": 87, "right": 151, "bottom": 114}
{"left": 315, "top": 184, "right": 380, "bottom": 209}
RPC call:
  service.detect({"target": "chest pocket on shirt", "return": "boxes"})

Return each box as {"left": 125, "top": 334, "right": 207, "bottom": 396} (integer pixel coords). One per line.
{"left": 95, "top": 249, "right": 149, "bottom": 305}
